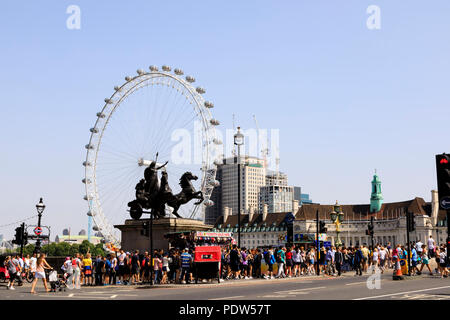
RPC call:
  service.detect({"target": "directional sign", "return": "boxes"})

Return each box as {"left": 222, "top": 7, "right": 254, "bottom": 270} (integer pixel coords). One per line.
{"left": 27, "top": 234, "right": 49, "bottom": 240}
{"left": 441, "top": 197, "right": 450, "bottom": 210}
{"left": 34, "top": 227, "right": 43, "bottom": 236}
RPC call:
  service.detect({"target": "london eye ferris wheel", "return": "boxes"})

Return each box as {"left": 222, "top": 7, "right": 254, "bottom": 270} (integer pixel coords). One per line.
{"left": 83, "top": 65, "right": 222, "bottom": 246}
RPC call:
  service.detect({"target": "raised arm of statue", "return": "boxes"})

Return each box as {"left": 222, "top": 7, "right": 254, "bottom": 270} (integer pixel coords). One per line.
{"left": 156, "top": 161, "right": 168, "bottom": 170}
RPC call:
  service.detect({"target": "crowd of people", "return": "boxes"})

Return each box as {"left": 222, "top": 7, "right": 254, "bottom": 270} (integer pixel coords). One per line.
{"left": 2, "top": 235, "right": 449, "bottom": 292}
{"left": 220, "top": 236, "right": 448, "bottom": 280}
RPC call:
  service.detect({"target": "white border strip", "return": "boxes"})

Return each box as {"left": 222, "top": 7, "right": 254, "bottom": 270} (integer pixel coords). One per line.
{"left": 354, "top": 285, "right": 450, "bottom": 300}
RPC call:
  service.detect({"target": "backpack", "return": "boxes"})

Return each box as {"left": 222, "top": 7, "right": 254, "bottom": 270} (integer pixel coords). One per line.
{"left": 263, "top": 251, "right": 270, "bottom": 264}
{"left": 275, "top": 250, "right": 282, "bottom": 263}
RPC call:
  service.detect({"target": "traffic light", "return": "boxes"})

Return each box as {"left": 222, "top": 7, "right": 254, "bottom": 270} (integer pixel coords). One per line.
{"left": 406, "top": 212, "right": 416, "bottom": 232}
{"left": 319, "top": 220, "right": 327, "bottom": 233}
{"left": 436, "top": 153, "right": 450, "bottom": 210}
{"left": 22, "top": 230, "right": 28, "bottom": 246}
{"left": 12, "top": 226, "right": 23, "bottom": 245}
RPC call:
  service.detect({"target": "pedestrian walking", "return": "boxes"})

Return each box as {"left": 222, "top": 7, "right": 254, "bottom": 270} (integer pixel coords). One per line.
{"left": 354, "top": 246, "right": 363, "bottom": 276}
{"left": 427, "top": 236, "right": 436, "bottom": 258}
{"left": 419, "top": 246, "right": 433, "bottom": 276}
{"left": 276, "top": 247, "right": 286, "bottom": 278}
{"left": 30, "top": 253, "right": 53, "bottom": 294}
{"left": 335, "top": 247, "right": 344, "bottom": 276}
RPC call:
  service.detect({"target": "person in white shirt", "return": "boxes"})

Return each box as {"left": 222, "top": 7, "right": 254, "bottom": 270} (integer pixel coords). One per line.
{"left": 30, "top": 253, "right": 37, "bottom": 275}
{"left": 378, "top": 246, "right": 387, "bottom": 273}
{"left": 415, "top": 240, "right": 423, "bottom": 255}
{"left": 117, "top": 250, "right": 127, "bottom": 284}
{"left": 427, "top": 236, "right": 435, "bottom": 258}
{"left": 62, "top": 257, "right": 74, "bottom": 289}
{"left": 371, "top": 248, "right": 379, "bottom": 273}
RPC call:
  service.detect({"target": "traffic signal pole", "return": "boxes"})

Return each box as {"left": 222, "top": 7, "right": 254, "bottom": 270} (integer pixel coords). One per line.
{"left": 435, "top": 153, "right": 450, "bottom": 267}
{"left": 20, "top": 222, "right": 25, "bottom": 257}
{"left": 447, "top": 210, "right": 450, "bottom": 265}
{"left": 370, "top": 217, "right": 374, "bottom": 251}
{"left": 316, "top": 210, "right": 320, "bottom": 276}
{"left": 406, "top": 212, "right": 412, "bottom": 276}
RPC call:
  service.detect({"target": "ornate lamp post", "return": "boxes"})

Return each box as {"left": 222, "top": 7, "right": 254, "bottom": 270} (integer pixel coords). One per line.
{"left": 330, "top": 200, "right": 344, "bottom": 247}
{"left": 35, "top": 198, "right": 46, "bottom": 254}
{"left": 234, "top": 127, "right": 244, "bottom": 248}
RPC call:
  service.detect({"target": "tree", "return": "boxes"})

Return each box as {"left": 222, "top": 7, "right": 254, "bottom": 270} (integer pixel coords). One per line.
{"left": 23, "top": 244, "right": 35, "bottom": 256}
{"left": 69, "top": 243, "right": 80, "bottom": 257}
{"left": 42, "top": 243, "right": 57, "bottom": 256}
{"left": 55, "top": 242, "right": 71, "bottom": 256}
{"left": 79, "top": 240, "right": 94, "bottom": 255}
{"left": 92, "top": 243, "right": 106, "bottom": 257}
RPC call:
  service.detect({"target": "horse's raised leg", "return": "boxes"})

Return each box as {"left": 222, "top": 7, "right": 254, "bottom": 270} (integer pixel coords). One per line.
{"left": 194, "top": 191, "right": 204, "bottom": 205}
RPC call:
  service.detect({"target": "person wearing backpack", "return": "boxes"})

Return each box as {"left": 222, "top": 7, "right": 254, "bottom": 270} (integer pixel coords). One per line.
{"left": 253, "top": 249, "right": 262, "bottom": 278}
{"left": 276, "top": 247, "right": 286, "bottom": 278}
{"left": 264, "top": 248, "right": 275, "bottom": 279}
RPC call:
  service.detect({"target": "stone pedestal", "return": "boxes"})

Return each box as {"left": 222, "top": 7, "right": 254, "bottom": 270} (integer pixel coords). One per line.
{"left": 114, "top": 218, "right": 212, "bottom": 252}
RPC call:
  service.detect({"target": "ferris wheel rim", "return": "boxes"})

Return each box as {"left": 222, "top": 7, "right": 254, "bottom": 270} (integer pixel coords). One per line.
{"left": 84, "top": 67, "right": 220, "bottom": 247}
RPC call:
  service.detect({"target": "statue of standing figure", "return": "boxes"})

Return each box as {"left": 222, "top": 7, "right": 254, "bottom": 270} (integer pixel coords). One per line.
{"left": 128, "top": 158, "right": 204, "bottom": 220}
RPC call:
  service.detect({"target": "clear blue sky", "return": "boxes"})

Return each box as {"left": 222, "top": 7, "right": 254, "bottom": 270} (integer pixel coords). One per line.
{"left": 1, "top": 1, "right": 449, "bottom": 239}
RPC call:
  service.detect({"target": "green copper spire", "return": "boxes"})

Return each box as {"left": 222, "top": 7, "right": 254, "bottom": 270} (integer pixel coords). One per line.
{"left": 370, "top": 170, "right": 383, "bottom": 213}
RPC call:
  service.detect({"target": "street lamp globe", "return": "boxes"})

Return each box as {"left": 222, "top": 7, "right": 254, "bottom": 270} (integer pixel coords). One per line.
{"left": 234, "top": 127, "right": 244, "bottom": 146}
{"left": 36, "top": 198, "right": 45, "bottom": 214}
{"left": 330, "top": 211, "right": 337, "bottom": 223}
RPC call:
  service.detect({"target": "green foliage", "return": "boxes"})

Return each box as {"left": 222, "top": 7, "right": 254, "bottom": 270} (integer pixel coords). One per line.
{"left": 23, "top": 244, "right": 35, "bottom": 256}
{"left": 27, "top": 241, "right": 105, "bottom": 257}
{"left": 79, "top": 240, "right": 93, "bottom": 255}
{"left": 92, "top": 243, "right": 106, "bottom": 257}
{"left": 69, "top": 244, "right": 80, "bottom": 257}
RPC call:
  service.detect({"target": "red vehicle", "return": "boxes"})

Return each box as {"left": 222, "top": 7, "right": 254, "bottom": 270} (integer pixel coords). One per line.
{"left": 193, "top": 246, "right": 221, "bottom": 284}
{"left": 0, "top": 266, "right": 10, "bottom": 283}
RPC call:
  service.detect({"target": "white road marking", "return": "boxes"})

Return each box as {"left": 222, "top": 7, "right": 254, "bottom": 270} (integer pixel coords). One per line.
{"left": 274, "top": 286, "right": 326, "bottom": 294}
{"left": 68, "top": 294, "right": 74, "bottom": 297}
{"left": 354, "top": 285, "right": 450, "bottom": 300}
{"left": 346, "top": 281, "right": 382, "bottom": 286}
{"left": 110, "top": 295, "right": 117, "bottom": 298}
{"left": 209, "top": 295, "right": 245, "bottom": 300}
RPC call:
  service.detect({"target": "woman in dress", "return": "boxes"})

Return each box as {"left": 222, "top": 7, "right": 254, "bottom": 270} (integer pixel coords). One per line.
{"left": 30, "top": 253, "right": 52, "bottom": 293}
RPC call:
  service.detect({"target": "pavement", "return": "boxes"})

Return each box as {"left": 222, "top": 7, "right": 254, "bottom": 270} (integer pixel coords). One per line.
{"left": 1, "top": 267, "right": 450, "bottom": 300}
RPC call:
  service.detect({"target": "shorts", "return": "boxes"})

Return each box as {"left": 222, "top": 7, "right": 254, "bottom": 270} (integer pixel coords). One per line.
{"left": 294, "top": 261, "right": 301, "bottom": 266}
{"left": 131, "top": 266, "right": 140, "bottom": 275}
{"left": 440, "top": 263, "right": 447, "bottom": 268}
{"left": 286, "top": 259, "right": 293, "bottom": 267}
{"left": 310, "top": 259, "right": 314, "bottom": 265}
{"left": 231, "top": 264, "right": 240, "bottom": 272}
{"left": 412, "top": 260, "right": 418, "bottom": 268}
{"left": 84, "top": 266, "right": 92, "bottom": 276}
{"left": 35, "top": 271, "right": 46, "bottom": 279}
{"left": 379, "top": 259, "right": 386, "bottom": 267}
{"left": 422, "top": 258, "right": 429, "bottom": 265}
{"left": 118, "top": 265, "right": 126, "bottom": 276}
{"left": 162, "top": 266, "right": 167, "bottom": 272}
{"left": 268, "top": 264, "right": 273, "bottom": 272}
